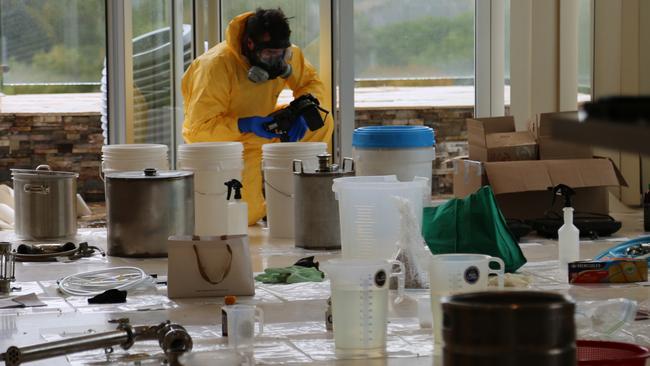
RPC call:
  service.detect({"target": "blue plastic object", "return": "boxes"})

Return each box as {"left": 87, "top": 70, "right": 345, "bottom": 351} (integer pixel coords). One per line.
{"left": 352, "top": 126, "right": 435, "bottom": 149}
{"left": 594, "top": 236, "right": 650, "bottom": 264}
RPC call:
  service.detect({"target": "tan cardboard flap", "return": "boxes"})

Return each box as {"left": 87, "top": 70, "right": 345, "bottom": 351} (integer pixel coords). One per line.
{"left": 484, "top": 161, "right": 553, "bottom": 194}
{"left": 485, "top": 131, "right": 536, "bottom": 148}
{"left": 538, "top": 112, "right": 579, "bottom": 136}
{"left": 484, "top": 158, "right": 624, "bottom": 195}
{"left": 467, "top": 116, "right": 515, "bottom": 146}
{"left": 545, "top": 159, "right": 620, "bottom": 188}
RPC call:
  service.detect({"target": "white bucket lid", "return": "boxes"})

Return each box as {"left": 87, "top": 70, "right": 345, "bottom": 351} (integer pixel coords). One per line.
{"left": 262, "top": 142, "right": 327, "bottom": 158}
{"left": 102, "top": 144, "right": 168, "bottom": 153}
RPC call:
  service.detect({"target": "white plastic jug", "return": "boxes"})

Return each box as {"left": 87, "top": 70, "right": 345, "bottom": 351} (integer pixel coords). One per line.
{"left": 332, "top": 175, "right": 428, "bottom": 260}
{"left": 322, "top": 259, "right": 404, "bottom": 359}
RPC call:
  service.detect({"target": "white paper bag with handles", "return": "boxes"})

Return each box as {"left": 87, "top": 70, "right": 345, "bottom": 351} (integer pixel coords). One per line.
{"left": 167, "top": 235, "right": 255, "bottom": 298}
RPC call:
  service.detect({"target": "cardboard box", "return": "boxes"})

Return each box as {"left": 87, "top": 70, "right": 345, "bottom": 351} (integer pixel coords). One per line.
{"left": 569, "top": 260, "right": 648, "bottom": 283}
{"left": 453, "top": 158, "right": 627, "bottom": 219}
{"left": 467, "top": 116, "right": 538, "bottom": 162}
{"left": 536, "top": 112, "right": 593, "bottom": 160}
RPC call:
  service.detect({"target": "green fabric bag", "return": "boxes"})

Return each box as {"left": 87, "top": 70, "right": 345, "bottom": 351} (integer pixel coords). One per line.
{"left": 422, "top": 186, "right": 527, "bottom": 273}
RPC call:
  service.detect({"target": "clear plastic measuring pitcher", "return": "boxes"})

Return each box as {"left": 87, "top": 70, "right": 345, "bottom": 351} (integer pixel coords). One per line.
{"left": 428, "top": 253, "right": 505, "bottom": 346}
{"left": 332, "top": 175, "right": 428, "bottom": 260}
{"left": 222, "top": 304, "right": 264, "bottom": 355}
{"left": 322, "top": 259, "right": 405, "bottom": 358}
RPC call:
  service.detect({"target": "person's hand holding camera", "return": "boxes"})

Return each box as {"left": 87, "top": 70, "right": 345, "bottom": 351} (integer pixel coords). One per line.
{"left": 238, "top": 116, "right": 280, "bottom": 139}
{"left": 287, "top": 115, "right": 308, "bottom": 142}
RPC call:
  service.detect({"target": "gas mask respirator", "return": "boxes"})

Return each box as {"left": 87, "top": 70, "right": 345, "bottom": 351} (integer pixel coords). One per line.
{"left": 247, "top": 46, "right": 292, "bottom": 83}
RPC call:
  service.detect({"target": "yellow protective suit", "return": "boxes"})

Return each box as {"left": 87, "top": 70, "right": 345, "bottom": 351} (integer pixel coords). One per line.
{"left": 182, "top": 12, "right": 333, "bottom": 225}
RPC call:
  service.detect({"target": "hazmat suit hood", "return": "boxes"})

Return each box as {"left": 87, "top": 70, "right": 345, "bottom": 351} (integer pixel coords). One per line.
{"left": 224, "top": 12, "right": 256, "bottom": 68}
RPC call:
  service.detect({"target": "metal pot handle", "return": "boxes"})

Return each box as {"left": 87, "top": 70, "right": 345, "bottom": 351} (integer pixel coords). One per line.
{"left": 24, "top": 184, "right": 50, "bottom": 195}
{"left": 292, "top": 160, "right": 304, "bottom": 174}
{"left": 35, "top": 165, "right": 52, "bottom": 172}
{"left": 342, "top": 157, "right": 355, "bottom": 173}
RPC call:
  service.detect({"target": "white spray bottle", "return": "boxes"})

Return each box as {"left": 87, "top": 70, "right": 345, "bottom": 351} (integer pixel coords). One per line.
{"left": 225, "top": 179, "right": 248, "bottom": 236}
{"left": 553, "top": 184, "right": 579, "bottom": 276}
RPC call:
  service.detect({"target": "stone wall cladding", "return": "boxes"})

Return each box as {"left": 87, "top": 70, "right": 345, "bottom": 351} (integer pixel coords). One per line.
{"left": 355, "top": 106, "right": 473, "bottom": 195}
{"left": 0, "top": 113, "right": 105, "bottom": 202}
{"left": 0, "top": 105, "right": 487, "bottom": 200}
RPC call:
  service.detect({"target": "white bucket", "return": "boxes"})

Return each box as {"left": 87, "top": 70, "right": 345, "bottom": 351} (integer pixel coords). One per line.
{"left": 332, "top": 175, "right": 429, "bottom": 260}
{"left": 352, "top": 126, "right": 436, "bottom": 190}
{"left": 262, "top": 142, "right": 327, "bottom": 239}
{"left": 101, "top": 144, "right": 169, "bottom": 179}
{"left": 177, "top": 142, "right": 244, "bottom": 236}
{"left": 354, "top": 146, "right": 435, "bottom": 183}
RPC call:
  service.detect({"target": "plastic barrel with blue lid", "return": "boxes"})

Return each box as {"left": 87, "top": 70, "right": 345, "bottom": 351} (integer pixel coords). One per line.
{"left": 352, "top": 125, "right": 436, "bottom": 187}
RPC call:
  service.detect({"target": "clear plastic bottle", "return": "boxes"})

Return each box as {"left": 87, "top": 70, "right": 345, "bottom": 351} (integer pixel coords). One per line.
{"left": 553, "top": 184, "right": 579, "bottom": 275}
{"left": 224, "top": 179, "right": 248, "bottom": 236}
{"left": 559, "top": 206, "right": 580, "bottom": 273}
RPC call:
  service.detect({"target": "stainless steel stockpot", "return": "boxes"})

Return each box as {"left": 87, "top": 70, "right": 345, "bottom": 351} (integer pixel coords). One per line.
{"left": 12, "top": 165, "right": 78, "bottom": 240}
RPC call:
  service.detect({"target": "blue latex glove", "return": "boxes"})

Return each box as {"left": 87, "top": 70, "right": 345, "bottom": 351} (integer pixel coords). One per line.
{"left": 287, "top": 115, "right": 308, "bottom": 142}
{"left": 238, "top": 116, "right": 280, "bottom": 139}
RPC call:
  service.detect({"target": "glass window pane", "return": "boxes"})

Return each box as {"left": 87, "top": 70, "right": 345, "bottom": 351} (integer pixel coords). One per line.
{"left": 577, "top": 0, "right": 592, "bottom": 103}
{"left": 131, "top": 0, "right": 178, "bottom": 146}
{"left": 0, "top": 0, "right": 105, "bottom": 94}
{"left": 353, "top": 0, "right": 475, "bottom": 109}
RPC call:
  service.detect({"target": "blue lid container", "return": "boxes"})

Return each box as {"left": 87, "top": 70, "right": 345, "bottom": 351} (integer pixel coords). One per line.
{"left": 352, "top": 126, "right": 435, "bottom": 149}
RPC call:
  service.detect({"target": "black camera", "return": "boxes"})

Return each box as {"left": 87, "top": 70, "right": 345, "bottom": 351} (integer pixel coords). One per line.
{"left": 265, "top": 94, "right": 329, "bottom": 142}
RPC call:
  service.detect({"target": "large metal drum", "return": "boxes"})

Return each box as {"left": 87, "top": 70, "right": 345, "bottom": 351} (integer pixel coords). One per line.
{"left": 105, "top": 168, "right": 194, "bottom": 257}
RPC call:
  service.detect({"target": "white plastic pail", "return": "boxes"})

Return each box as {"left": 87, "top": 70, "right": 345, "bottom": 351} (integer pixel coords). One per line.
{"left": 262, "top": 142, "right": 327, "bottom": 239}
{"left": 352, "top": 126, "right": 435, "bottom": 189}
{"left": 101, "top": 144, "right": 169, "bottom": 179}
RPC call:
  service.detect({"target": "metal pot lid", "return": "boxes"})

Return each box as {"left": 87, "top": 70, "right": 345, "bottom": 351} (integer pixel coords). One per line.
{"left": 11, "top": 164, "right": 78, "bottom": 179}
{"left": 105, "top": 168, "right": 193, "bottom": 180}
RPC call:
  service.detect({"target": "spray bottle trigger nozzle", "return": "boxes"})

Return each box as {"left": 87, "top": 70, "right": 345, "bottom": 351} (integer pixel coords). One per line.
{"left": 550, "top": 184, "right": 576, "bottom": 208}
{"left": 224, "top": 179, "right": 244, "bottom": 201}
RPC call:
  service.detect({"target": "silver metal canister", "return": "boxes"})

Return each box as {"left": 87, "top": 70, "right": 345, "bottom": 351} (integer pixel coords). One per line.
{"left": 293, "top": 154, "right": 354, "bottom": 249}
{"left": 105, "top": 168, "right": 194, "bottom": 257}
{"left": 12, "top": 165, "right": 78, "bottom": 240}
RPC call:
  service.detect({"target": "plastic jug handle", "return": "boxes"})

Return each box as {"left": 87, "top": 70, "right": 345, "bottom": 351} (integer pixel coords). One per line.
{"left": 489, "top": 257, "right": 505, "bottom": 289}
{"left": 389, "top": 260, "right": 405, "bottom": 304}
{"left": 255, "top": 307, "right": 264, "bottom": 336}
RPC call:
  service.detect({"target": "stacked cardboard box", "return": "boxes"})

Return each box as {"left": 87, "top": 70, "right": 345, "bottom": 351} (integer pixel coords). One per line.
{"left": 455, "top": 112, "right": 626, "bottom": 220}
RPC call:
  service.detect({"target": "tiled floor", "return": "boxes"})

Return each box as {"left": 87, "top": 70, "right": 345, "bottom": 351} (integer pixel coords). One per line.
{"left": 0, "top": 207, "right": 648, "bottom": 365}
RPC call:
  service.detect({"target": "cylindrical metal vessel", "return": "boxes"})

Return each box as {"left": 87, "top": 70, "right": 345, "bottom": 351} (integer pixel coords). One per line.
{"left": 105, "top": 168, "right": 194, "bottom": 257}
{"left": 12, "top": 165, "right": 78, "bottom": 239}
{"left": 293, "top": 154, "right": 354, "bottom": 249}
{"left": 442, "top": 291, "right": 576, "bottom": 366}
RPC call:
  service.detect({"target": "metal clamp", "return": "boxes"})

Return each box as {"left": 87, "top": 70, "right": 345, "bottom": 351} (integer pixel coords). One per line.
{"left": 342, "top": 157, "right": 355, "bottom": 173}
{"left": 293, "top": 159, "right": 304, "bottom": 174}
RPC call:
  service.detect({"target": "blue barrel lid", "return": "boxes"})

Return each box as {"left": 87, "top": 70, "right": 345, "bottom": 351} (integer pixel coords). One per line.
{"left": 352, "top": 126, "right": 435, "bottom": 148}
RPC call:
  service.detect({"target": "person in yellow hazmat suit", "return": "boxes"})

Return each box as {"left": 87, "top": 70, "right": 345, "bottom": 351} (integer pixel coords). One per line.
{"left": 182, "top": 8, "right": 333, "bottom": 225}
